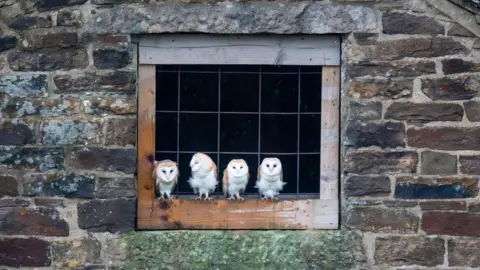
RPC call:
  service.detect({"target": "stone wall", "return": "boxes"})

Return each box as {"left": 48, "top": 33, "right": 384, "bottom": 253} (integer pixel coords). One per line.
{"left": 0, "top": 0, "right": 479, "bottom": 269}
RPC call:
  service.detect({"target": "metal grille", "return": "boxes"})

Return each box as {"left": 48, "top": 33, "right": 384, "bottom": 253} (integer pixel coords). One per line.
{"left": 155, "top": 65, "right": 322, "bottom": 199}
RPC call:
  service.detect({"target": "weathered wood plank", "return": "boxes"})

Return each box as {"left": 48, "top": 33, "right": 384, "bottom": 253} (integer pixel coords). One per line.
{"left": 137, "top": 199, "right": 338, "bottom": 229}
{"left": 320, "top": 67, "right": 340, "bottom": 201}
{"left": 137, "top": 64, "right": 156, "bottom": 228}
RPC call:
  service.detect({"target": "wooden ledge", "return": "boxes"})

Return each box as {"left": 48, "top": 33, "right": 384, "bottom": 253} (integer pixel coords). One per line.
{"left": 137, "top": 199, "right": 338, "bottom": 230}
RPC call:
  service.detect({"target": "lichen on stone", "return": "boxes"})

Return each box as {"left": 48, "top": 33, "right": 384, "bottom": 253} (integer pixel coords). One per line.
{"left": 120, "top": 230, "right": 365, "bottom": 270}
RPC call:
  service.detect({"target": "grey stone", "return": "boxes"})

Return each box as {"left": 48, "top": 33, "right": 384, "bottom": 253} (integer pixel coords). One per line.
{"left": 82, "top": 96, "right": 137, "bottom": 115}
{"left": 422, "top": 74, "right": 480, "bottom": 100}
{"left": 348, "top": 77, "right": 413, "bottom": 99}
{"left": 348, "top": 101, "right": 382, "bottom": 121}
{"left": 344, "top": 151, "right": 418, "bottom": 174}
{"left": 24, "top": 173, "right": 95, "bottom": 199}
{"left": 0, "top": 74, "right": 48, "bottom": 97}
{"left": 78, "top": 199, "right": 135, "bottom": 232}
{"left": 96, "top": 177, "right": 136, "bottom": 198}
{"left": 460, "top": 155, "right": 480, "bottom": 174}
{"left": 421, "top": 151, "right": 457, "bottom": 175}
{"left": 22, "top": 32, "right": 78, "bottom": 50}
{"left": 0, "top": 121, "right": 36, "bottom": 145}
{"left": 2, "top": 97, "right": 81, "bottom": 117}
{"left": 375, "top": 236, "right": 444, "bottom": 266}
{"left": 8, "top": 48, "right": 88, "bottom": 71}
{"left": 449, "top": 238, "right": 480, "bottom": 267}
{"left": 382, "top": 12, "right": 444, "bottom": 35}
{"left": 442, "top": 59, "right": 479, "bottom": 74}
{"left": 52, "top": 238, "right": 101, "bottom": 268}
{"left": 345, "top": 176, "right": 391, "bottom": 196}
{"left": 92, "top": 3, "right": 377, "bottom": 34}
{"left": 34, "top": 198, "right": 65, "bottom": 207}
{"left": 93, "top": 44, "right": 133, "bottom": 69}
{"left": 0, "top": 36, "right": 18, "bottom": 52}
{"left": 57, "top": 10, "right": 83, "bottom": 27}
{"left": 348, "top": 61, "right": 436, "bottom": 78}
{"left": 448, "top": 23, "right": 475, "bottom": 37}
{"left": 344, "top": 121, "right": 405, "bottom": 149}
{"left": 0, "top": 147, "right": 64, "bottom": 172}
{"left": 68, "top": 147, "right": 136, "bottom": 174}
{"left": 0, "top": 198, "right": 29, "bottom": 208}
{"left": 8, "top": 15, "right": 52, "bottom": 30}
{"left": 54, "top": 71, "right": 135, "bottom": 92}
{"left": 40, "top": 120, "right": 103, "bottom": 145}
{"left": 105, "top": 118, "right": 136, "bottom": 145}
{"left": 385, "top": 103, "right": 464, "bottom": 122}
{"left": 465, "top": 101, "right": 480, "bottom": 121}
{"left": 353, "top": 33, "right": 378, "bottom": 45}
{"left": 37, "top": 0, "right": 87, "bottom": 9}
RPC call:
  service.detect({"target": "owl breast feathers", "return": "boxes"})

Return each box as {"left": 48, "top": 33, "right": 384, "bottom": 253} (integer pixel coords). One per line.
{"left": 255, "top": 157, "right": 286, "bottom": 200}
{"left": 223, "top": 159, "right": 249, "bottom": 201}
{"left": 188, "top": 153, "right": 218, "bottom": 200}
{"left": 153, "top": 159, "right": 179, "bottom": 201}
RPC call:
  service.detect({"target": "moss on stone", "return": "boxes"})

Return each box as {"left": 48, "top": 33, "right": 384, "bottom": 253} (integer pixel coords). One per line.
{"left": 121, "top": 230, "right": 364, "bottom": 270}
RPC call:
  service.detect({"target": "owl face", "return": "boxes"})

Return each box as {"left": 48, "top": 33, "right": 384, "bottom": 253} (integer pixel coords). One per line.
{"left": 190, "top": 153, "right": 211, "bottom": 172}
{"left": 227, "top": 159, "right": 249, "bottom": 177}
{"left": 261, "top": 158, "right": 282, "bottom": 176}
{"left": 155, "top": 160, "right": 178, "bottom": 182}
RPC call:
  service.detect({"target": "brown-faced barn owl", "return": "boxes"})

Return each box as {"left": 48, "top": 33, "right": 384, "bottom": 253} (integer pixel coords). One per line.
{"left": 255, "top": 157, "right": 286, "bottom": 201}
{"left": 222, "top": 159, "right": 249, "bottom": 201}
{"left": 153, "top": 160, "right": 179, "bottom": 202}
{"left": 188, "top": 153, "right": 218, "bottom": 201}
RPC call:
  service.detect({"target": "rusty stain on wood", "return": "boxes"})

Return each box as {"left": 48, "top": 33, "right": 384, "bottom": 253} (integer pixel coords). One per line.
{"left": 137, "top": 199, "right": 338, "bottom": 230}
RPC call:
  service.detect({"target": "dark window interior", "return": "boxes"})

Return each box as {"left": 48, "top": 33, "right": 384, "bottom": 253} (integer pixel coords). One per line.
{"left": 155, "top": 65, "right": 322, "bottom": 198}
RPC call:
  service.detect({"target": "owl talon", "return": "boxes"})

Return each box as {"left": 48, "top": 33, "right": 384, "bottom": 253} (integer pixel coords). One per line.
{"left": 238, "top": 196, "right": 245, "bottom": 202}
{"left": 272, "top": 197, "right": 279, "bottom": 202}
{"left": 228, "top": 197, "right": 235, "bottom": 201}
{"left": 195, "top": 196, "right": 202, "bottom": 201}
{"left": 204, "top": 197, "right": 212, "bottom": 201}
{"left": 261, "top": 197, "right": 268, "bottom": 201}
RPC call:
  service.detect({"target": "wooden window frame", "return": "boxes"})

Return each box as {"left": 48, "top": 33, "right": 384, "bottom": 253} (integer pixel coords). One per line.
{"left": 136, "top": 34, "right": 340, "bottom": 230}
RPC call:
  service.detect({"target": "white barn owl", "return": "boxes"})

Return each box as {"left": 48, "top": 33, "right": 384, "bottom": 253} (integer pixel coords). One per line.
{"left": 222, "top": 159, "right": 249, "bottom": 201}
{"left": 255, "top": 157, "right": 286, "bottom": 201}
{"left": 153, "top": 159, "right": 179, "bottom": 202}
{"left": 188, "top": 153, "right": 218, "bottom": 200}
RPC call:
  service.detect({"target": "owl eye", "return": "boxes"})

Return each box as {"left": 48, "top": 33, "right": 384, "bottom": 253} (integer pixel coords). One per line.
{"left": 162, "top": 170, "right": 166, "bottom": 173}
{"left": 170, "top": 169, "right": 173, "bottom": 173}
{"left": 266, "top": 164, "right": 270, "bottom": 168}
{"left": 195, "top": 161, "right": 199, "bottom": 164}
{"left": 233, "top": 166, "right": 236, "bottom": 169}
{"left": 273, "top": 164, "right": 277, "bottom": 168}
{"left": 240, "top": 166, "right": 243, "bottom": 169}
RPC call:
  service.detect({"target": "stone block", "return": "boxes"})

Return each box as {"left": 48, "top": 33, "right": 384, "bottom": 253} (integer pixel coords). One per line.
{"left": 3, "top": 97, "right": 81, "bottom": 117}
{"left": 344, "top": 176, "right": 390, "bottom": 196}
{"left": 419, "top": 201, "right": 467, "bottom": 211}
{"left": 348, "top": 101, "right": 382, "bottom": 121}
{"left": 0, "top": 36, "right": 18, "bottom": 52}
{"left": 344, "top": 121, "right": 405, "bottom": 149}
{"left": 353, "top": 33, "right": 378, "bottom": 45}
{"left": 464, "top": 101, "right": 480, "bottom": 122}
{"left": 344, "top": 151, "right": 418, "bottom": 174}
{"left": 54, "top": 71, "right": 135, "bottom": 92}
{"left": 24, "top": 172, "right": 95, "bottom": 198}
{"left": 442, "top": 59, "right": 479, "bottom": 74}
{"left": 93, "top": 43, "right": 133, "bottom": 69}
{"left": 95, "top": 177, "right": 136, "bottom": 198}
{"left": 68, "top": 147, "right": 136, "bottom": 174}
{"left": 37, "top": 0, "right": 87, "bottom": 9}
{"left": 385, "top": 103, "right": 463, "bottom": 122}
{"left": 35, "top": 198, "right": 65, "bottom": 207}
{"left": 460, "top": 155, "right": 480, "bottom": 174}
{"left": 0, "top": 74, "right": 48, "bottom": 97}
{"left": 382, "top": 12, "right": 443, "bottom": 35}
{"left": 0, "top": 207, "right": 69, "bottom": 236}
{"left": 375, "top": 236, "right": 444, "bottom": 267}
{"left": 78, "top": 199, "right": 135, "bottom": 232}
{"left": 0, "top": 120, "right": 36, "bottom": 145}
{"left": 82, "top": 96, "right": 137, "bottom": 115}
{"left": 52, "top": 238, "right": 101, "bottom": 268}
{"left": 0, "top": 175, "right": 18, "bottom": 197}
{"left": 8, "top": 48, "right": 88, "bottom": 71}
{"left": 395, "top": 176, "right": 478, "bottom": 199}
{"left": 348, "top": 77, "right": 412, "bottom": 99}
{"left": 422, "top": 212, "right": 480, "bottom": 236}
{"left": 22, "top": 32, "right": 78, "bottom": 50}
{"left": 40, "top": 119, "right": 103, "bottom": 145}
{"left": 421, "top": 74, "right": 480, "bottom": 101}
{"left": 0, "top": 238, "right": 51, "bottom": 267}
{"left": 57, "top": 10, "right": 83, "bottom": 27}
{"left": 346, "top": 207, "right": 418, "bottom": 233}
{"left": 105, "top": 118, "right": 136, "bottom": 146}
{"left": 421, "top": 151, "right": 457, "bottom": 175}
{"left": 448, "top": 23, "right": 475, "bottom": 37}
{"left": 0, "top": 198, "right": 29, "bottom": 208}
{"left": 0, "top": 147, "right": 64, "bottom": 171}
{"left": 348, "top": 60, "right": 436, "bottom": 78}
{"left": 408, "top": 127, "right": 480, "bottom": 150}
{"left": 8, "top": 15, "right": 52, "bottom": 30}
{"left": 449, "top": 238, "right": 480, "bottom": 267}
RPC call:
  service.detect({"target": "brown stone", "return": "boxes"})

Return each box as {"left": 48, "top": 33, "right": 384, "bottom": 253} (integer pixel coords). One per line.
{"left": 105, "top": 118, "right": 136, "bottom": 146}
{"left": 421, "top": 74, "right": 480, "bottom": 101}
{"left": 22, "top": 32, "right": 78, "bottom": 50}
{"left": 382, "top": 12, "right": 444, "bottom": 35}
{"left": 0, "top": 207, "right": 69, "bottom": 236}
{"left": 344, "top": 176, "right": 391, "bottom": 196}
{"left": 68, "top": 147, "right": 136, "bottom": 174}
{"left": 449, "top": 238, "right": 480, "bottom": 267}
{"left": 350, "top": 37, "right": 468, "bottom": 61}
{"left": 344, "top": 121, "right": 405, "bottom": 149}
{"left": 35, "top": 198, "right": 65, "bottom": 207}
{"left": 442, "top": 59, "right": 479, "bottom": 75}
{"left": 96, "top": 177, "right": 136, "bottom": 198}
{"left": 0, "top": 174, "right": 18, "bottom": 197}
{"left": 348, "top": 77, "right": 412, "bottom": 99}
{"left": 348, "top": 60, "right": 436, "bottom": 78}
{"left": 469, "top": 202, "right": 480, "bottom": 212}
{"left": 52, "top": 238, "right": 101, "bottom": 268}
{"left": 459, "top": 155, "right": 480, "bottom": 174}
{"left": 375, "top": 236, "right": 444, "bottom": 267}
{"left": 78, "top": 199, "right": 135, "bottom": 232}
{"left": 8, "top": 48, "right": 88, "bottom": 71}
{"left": 348, "top": 101, "right": 382, "bottom": 121}
{"left": 408, "top": 127, "right": 480, "bottom": 150}
{"left": 82, "top": 96, "right": 137, "bottom": 115}
{"left": 448, "top": 23, "right": 475, "bottom": 37}
{"left": 420, "top": 201, "right": 467, "bottom": 211}
{"left": 344, "top": 151, "right": 418, "bottom": 174}
{"left": 385, "top": 103, "right": 463, "bottom": 122}
{"left": 422, "top": 212, "right": 480, "bottom": 236}
{"left": 346, "top": 207, "right": 418, "bottom": 233}
{"left": 54, "top": 71, "right": 135, "bottom": 92}
{"left": 464, "top": 101, "right": 480, "bottom": 122}
{"left": 421, "top": 151, "right": 457, "bottom": 175}
{"left": 353, "top": 33, "right": 378, "bottom": 45}
{"left": 0, "top": 198, "right": 29, "bottom": 208}
{"left": 0, "top": 238, "right": 51, "bottom": 267}
{"left": 93, "top": 43, "right": 133, "bottom": 69}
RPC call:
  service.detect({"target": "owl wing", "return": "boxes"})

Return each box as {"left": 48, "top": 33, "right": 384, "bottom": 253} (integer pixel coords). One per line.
{"left": 222, "top": 168, "right": 228, "bottom": 196}
{"left": 257, "top": 165, "right": 261, "bottom": 181}
{"left": 212, "top": 162, "right": 218, "bottom": 179}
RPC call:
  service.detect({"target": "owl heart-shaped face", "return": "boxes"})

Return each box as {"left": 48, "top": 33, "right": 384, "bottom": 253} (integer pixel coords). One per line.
{"left": 261, "top": 158, "right": 282, "bottom": 176}
{"left": 156, "top": 165, "right": 178, "bottom": 182}
{"left": 227, "top": 159, "right": 248, "bottom": 177}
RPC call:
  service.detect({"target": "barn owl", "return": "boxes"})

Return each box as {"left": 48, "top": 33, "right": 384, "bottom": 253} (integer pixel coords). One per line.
{"left": 153, "top": 159, "right": 179, "bottom": 202}
{"left": 255, "top": 157, "right": 286, "bottom": 201}
{"left": 188, "top": 153, "right": 218, "bottom": 201}
{"left": 223, "top": 159, "right": 249, "bottom": 201}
